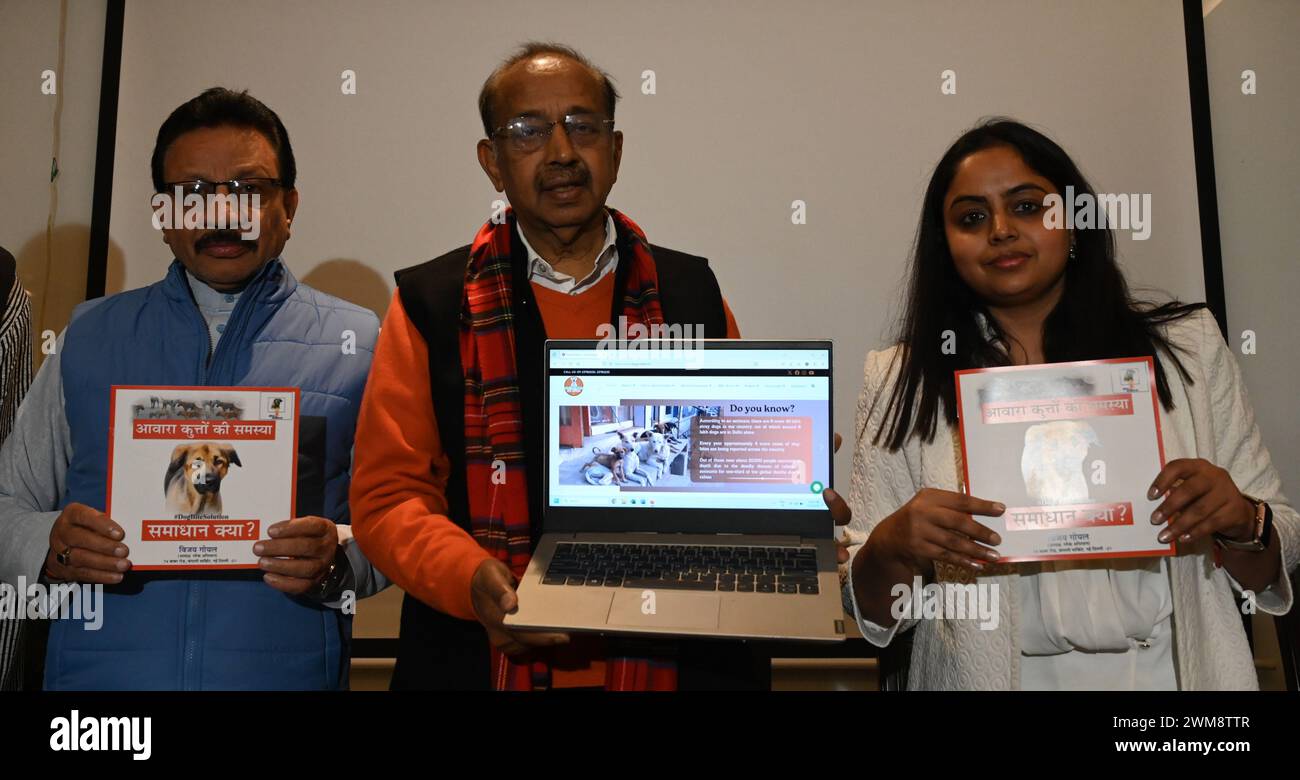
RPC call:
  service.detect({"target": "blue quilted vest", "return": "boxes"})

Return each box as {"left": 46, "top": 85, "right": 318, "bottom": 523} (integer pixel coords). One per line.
{"left": 45, "top": 258, "right": 378, "bottom": 690}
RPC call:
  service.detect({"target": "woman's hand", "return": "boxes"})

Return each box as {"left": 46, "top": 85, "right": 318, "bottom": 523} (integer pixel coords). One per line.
{"left": 871, "top": 489, "right": 1005, "bottom": 575}
{"left": 844, "top": 487, "right": 1005, "bottom": 629}
{"left": 1149, "top": 458, "right": 1256, "bottom": 545}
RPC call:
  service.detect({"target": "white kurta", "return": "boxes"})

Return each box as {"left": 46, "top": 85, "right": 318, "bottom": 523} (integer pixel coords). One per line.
{"left": 843, "top": 309, "right": 1298, "bottom": 690}
{"left": 1016, "top": 558, "right": 1176, "bottom": 690}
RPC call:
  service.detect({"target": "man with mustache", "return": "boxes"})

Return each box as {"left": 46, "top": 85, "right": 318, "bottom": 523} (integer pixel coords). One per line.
{"left": 350, "top": 43, "right": 760, "bottom": 690}
{"left": 0, "top": 88, "right": 387, "bottom": 689}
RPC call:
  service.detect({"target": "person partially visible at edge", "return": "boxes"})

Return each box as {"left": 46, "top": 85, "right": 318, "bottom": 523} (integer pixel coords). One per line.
{"left": 0, "top": 246, "right": 33, "bottom": 690}
{"left": 840, "top": 118, "right": 1296, "bottom": 690}
{"left": 348, "top": 42, "right": 777, "bottom": 690}
{"left": 0, "top": 88, "right": 388, "bottom": 690}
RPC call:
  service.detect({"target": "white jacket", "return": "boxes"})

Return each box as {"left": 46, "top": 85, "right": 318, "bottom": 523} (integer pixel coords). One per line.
{"left": 843, "top": 309, "right": 1298, "bottom": 690}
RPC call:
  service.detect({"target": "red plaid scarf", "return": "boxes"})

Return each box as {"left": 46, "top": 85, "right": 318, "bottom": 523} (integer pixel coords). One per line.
{"left": 460, "top": 208, "right": 676, "bottom": 691}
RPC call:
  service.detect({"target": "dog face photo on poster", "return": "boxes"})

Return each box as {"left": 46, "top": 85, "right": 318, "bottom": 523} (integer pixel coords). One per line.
{"left": 164, "top": 441, "right": 241, "bottom": 516}
{"left": 972, "top": 366, "right": 1154, "bottom": 510}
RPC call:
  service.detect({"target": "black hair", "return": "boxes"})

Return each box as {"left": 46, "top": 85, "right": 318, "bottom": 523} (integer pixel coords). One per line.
{"left": 151, "top": 87, "right": 296, "bottom": 192}
{"left": 874, "top": 118, "right": 1205, "bottom": 451}
{"left": 478, "top": 41, "right": 620, "bottom": 137}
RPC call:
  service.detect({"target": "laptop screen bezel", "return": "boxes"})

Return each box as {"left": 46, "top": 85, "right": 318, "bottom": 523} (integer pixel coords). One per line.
{"left": 542, "top": 338, "right": 835, "bottom": 538}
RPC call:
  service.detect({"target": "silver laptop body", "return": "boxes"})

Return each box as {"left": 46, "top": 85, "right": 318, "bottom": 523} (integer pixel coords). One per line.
{"left": 505, "top": 339, "right": 845, "bottom": 642}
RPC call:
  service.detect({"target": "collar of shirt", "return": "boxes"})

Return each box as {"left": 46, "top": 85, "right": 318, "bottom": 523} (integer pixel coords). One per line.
{"left": 519, "top": 211, "right": 619, "bottom": 295}
{"left": 185, "top": 269, "right": 242, "bottom": 349}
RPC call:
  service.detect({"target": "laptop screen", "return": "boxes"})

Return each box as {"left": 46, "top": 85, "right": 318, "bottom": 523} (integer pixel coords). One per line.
{"left": 544, "top": 339, "right": 833, "bottom": 536}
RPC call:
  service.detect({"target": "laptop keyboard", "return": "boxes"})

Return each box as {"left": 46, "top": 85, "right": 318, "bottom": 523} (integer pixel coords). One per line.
{"left": 542, "top": 543, "right": 820, "bottom": 594}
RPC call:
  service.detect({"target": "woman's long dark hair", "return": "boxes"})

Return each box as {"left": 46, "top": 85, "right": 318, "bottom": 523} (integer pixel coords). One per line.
{"left": 875, "top": 118, "right": 1205, "bottom": 451}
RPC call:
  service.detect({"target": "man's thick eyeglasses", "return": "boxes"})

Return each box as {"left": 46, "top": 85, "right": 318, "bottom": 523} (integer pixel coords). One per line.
{"left": 163, "top": 178, "right": 283, "bottom": 197}
{"left": 491, "top": 114, "right": 615, "bottom": 154}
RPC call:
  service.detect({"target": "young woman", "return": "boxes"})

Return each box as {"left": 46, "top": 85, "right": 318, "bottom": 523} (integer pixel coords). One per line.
{"left": 841, "top": 119, "right": 1297, "bottom": 690}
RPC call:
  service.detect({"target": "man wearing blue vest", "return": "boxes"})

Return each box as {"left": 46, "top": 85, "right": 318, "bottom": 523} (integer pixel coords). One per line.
{"left": 0, "top": 87, "right": 385, "bottom": 689}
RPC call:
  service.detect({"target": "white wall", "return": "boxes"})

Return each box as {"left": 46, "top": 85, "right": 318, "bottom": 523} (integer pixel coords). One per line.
{"left": 1205, "top": 0, "right": 1300, "bottom": 509}
{"left": 0, "top": 0, "right": 106, "bottom": 358}
{"left": 104, "top": 0, "right": 1207, "bottom": 483}
{"left": 5, "top": 0, "right": 1292, "bottom": 683}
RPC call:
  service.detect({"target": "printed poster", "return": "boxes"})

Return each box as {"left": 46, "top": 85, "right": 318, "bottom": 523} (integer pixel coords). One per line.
{"left": 106, "top": 386, "right": 299, "bottom": 570}
{"left": 955, "top": 358, "right": 1172, "bottom": 562}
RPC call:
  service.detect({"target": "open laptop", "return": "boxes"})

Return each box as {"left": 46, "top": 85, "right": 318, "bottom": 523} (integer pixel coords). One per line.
{"left": 505, "top": 339, "right": 845, "bottom": 642}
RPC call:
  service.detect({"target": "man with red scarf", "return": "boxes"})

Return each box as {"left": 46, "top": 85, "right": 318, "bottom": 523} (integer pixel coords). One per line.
{"left": 350, "top": 43, "right": 760, "bottom": 689}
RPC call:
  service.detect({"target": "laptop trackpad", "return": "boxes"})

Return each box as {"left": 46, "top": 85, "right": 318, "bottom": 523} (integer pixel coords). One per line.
{"left": 606, "top": 590, "right": 720, "bottom": 630}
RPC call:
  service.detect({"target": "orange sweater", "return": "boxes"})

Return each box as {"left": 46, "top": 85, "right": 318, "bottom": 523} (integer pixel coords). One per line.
{"left": 350, "top": 271, "right": 739, "bottom": 683}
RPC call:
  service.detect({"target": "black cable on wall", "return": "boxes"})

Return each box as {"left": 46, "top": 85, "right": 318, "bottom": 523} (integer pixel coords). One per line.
{"left": 1183, "top": 0, "right": 1229, "bottom": 341}
{"left": 85, "top": 0, "right": 124, "bottom": 301}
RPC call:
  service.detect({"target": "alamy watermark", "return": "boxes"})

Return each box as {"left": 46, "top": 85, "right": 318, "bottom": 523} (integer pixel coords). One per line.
{"left": 595, "top": 316, "right": 706, "bottom": 351}
{"left": 150, "top": 188, "right": 261, "bottom": 240}
{"left": 890, "top": 575, "right": 1000, "bottom": 631}
{"left": 50, "top": 710, "right": 151, "bottom": 760}
{"left": 0, "top": 577, "right": 103, "bottom": 630}
{"left": 594, "top": 317, "right": 708, "bottom": 368}
{"left": 1043, "top": 185, "right": 1151, "bottom": 241}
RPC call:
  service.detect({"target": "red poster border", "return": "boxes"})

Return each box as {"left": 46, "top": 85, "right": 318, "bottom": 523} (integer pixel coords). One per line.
{"left": 953, "top": 357, "right": 1173, "bottom": 563}
{"left": 107, "top": 385, "right": 301, "bottom": 572}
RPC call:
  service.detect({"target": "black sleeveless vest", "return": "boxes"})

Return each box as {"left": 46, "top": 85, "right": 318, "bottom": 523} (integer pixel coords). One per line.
{"left": 387, "top": 219, "right": 729, "bottom": 689}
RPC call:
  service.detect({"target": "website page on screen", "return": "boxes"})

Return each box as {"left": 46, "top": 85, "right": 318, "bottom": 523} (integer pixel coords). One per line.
{"left": 548, "top": 346, "right": 831, "bottom": 512}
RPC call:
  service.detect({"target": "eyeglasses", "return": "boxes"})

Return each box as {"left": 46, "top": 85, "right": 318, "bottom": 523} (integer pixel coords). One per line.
{"left": 163, "top": 178, "right": 283, "bottom": 197}
{"left": 491, "top": 114, "right": 616, "bottom": 154}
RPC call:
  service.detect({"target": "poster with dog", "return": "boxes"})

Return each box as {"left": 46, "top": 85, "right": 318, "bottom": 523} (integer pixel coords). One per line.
{"left": 955, "top": 358, "right": 1171, "bottom": 562}
{"left": 106, "top": 386, "right": 299, "bottom": 570}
